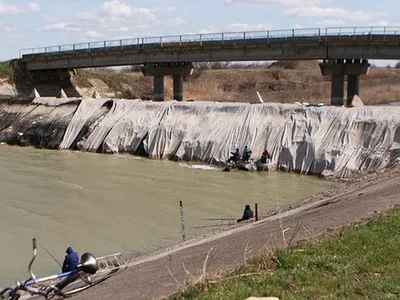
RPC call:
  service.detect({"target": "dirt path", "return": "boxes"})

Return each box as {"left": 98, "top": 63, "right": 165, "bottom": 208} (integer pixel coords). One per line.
{"left": 67, "top": 166, "right": 400, "bottom": 300}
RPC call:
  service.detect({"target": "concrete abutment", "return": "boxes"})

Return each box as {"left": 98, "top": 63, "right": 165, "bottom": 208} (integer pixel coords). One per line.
{"left": 319, "top": 59, "right": 370, "bottom": 106}
{"left": 141, "top": 62, "right": 194, "bottom": 101}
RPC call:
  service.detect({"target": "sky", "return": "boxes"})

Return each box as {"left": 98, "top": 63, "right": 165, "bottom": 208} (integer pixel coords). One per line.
{"left": 0, "top": 0, "right": 399, "bottom": 65}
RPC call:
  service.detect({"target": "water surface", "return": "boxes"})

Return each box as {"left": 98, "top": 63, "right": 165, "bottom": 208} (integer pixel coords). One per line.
{"left": 0, "top": 146, "right": 333, "bottom": 287}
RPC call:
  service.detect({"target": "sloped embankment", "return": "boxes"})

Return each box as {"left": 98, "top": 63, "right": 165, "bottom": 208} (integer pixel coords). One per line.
{"left": 0, "top": 98, "right": 399, "bottom": 178}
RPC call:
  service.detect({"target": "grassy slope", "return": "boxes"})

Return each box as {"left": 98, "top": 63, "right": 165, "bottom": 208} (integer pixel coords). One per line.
{"left": 170, "top": 210, "right": 400, "bottom": 300}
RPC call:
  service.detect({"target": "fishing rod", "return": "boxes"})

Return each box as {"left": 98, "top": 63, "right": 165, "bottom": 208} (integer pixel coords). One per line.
{"left": 194, "top": 223, "right": 233, "bottom": 229}
{"left": 39, "top": 242, "right": 63, "bottom": 268}
{"left": 201, "top": 218, "right": 237, "bottom": 221}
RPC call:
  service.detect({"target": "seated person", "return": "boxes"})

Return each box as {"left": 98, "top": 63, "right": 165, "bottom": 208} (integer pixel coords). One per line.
{"left": 62, "top": 246, "right": 79, "bottom": 273}
{"left": 260, "top": 150, "right": 271, "bottom": 164}
{"left": 228, "top": 148, "right": 240, "bottom": 164}
{"left": 242, "top": 146, "right": 252, "bottom": 162}
{"left": 237, "top": 204, "right": 254, "bottom": 223}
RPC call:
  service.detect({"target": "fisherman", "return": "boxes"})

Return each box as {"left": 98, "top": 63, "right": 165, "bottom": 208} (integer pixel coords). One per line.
{"left": 227, "top": 148, "right": 240, "bottom": 164}
{"left": 237, "top": 204, "right": 254, "bottom": 223}
{"left": 260, "top": 149, "right": 271, "bottom": 164}
{"left": 62, "top": 246, "right": 79, "bottom": 273}
{"left": 242, "top": 146, "right": 252, "bottom": 162}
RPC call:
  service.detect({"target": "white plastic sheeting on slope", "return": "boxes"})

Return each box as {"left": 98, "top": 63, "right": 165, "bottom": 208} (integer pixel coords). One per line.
{"left": 32, "top": 97, "right": 82, "bottom": 107}
{"left": 102, "top": 101, "right": 176, "bottom": 154}
{"left": 59, "top": 98, "right": 108, "bottom": 149}
{"left": 77, "top": 99, "right": 140, "bottom": 152}
{"left": 60, "top": 99, "right": 400, "bottom": 178}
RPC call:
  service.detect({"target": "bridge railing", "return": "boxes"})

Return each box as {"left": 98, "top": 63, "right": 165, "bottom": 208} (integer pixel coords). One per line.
{"left": 326, "top": 26, "right": 400, "bottom": 36}
{"left": 19, "top": 26, "right": 400, "bottom": 58}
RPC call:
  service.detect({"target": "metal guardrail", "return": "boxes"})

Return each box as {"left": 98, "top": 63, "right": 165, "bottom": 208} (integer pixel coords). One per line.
{"left": 19, "top": 26, "right": 400, "bottom": 58}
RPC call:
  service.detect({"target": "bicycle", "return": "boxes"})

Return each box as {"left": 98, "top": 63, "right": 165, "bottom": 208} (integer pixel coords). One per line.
{"left": 0, "top": 238, "right": 121, "bottom": 300}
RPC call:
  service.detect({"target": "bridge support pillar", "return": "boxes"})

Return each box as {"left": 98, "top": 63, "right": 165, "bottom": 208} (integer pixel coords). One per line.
{"left": 331, "top": 68, "right": 345, "bottom": 106}
{"left": 173, "top": 75, "right": 184, "bottom": 101}
{"left": 142, "top": 63, "right": 194, "bottom": 101}
{"left": 320, "top": 59, "right": 345, "bottom": 106}
{"left": 345, "top": 59, "right": 369, "bottom": 106}
{"left": 347, "top": 74, "right": 360, "bottom": 106}
{"left": 319, "top": 59, "right": 370, "bottom": 106}
{"left": 154, "top": 76, "right": 164, "bottom": 101}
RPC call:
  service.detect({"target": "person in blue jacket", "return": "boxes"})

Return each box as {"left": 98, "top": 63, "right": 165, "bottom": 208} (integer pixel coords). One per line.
{"left": 62, "top": 246, "right": 79, "bottom": 273}
{"left": 242, "top": 146, "right": 252, "bottom": 162}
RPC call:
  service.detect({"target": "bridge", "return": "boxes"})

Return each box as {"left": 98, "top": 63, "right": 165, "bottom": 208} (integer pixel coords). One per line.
{"left": 20, "top": 26, "right": 400, "bottom": 105}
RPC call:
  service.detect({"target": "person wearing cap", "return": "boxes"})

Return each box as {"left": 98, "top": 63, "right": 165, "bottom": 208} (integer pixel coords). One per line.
{"left": 62, "top": 246, "right": 79, "bottom": 273}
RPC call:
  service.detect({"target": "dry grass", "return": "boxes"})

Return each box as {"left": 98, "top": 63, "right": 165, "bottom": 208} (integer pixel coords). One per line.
{"left": 184, "top": 66, "right": 400, "bottom": 105}
{"left": 77, "top": 62, "right": 400, "bottom": 105}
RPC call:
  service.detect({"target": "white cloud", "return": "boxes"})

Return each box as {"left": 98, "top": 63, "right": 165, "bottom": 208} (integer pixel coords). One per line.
{"left": 42, "top": 15, "right": 62, "bottom": 22}
{"left": 27, "top": 3, "right": 40, "bottom": 12}
{"left": 368, "top": 21, "right": 400, "bottom": 27}
{"left": 113, "top": 27, "right": 130, "bottom": 32}
{"left": 293, "top": 24, "right": 304, "bottom": 29}
{"left": 99, "top": 0, "right": 155, "bottom": 21}
{"left": 284, "top": 6, "right": 389, "bottom": 21}
{"left": 36, "top": 1, "right": 186, "bottom": 43}
{"left": 85, "top": 30, "right": 105, "bottom": 39}
{"left": 74, "top": 1, "right": 179, "bottom": 33}
{"left": 150, "top": 7, "right": 176, "bottom": 14}
{"left": 317, "top": 19, "right": 345, "bottom": 26}
{"left": 225, "top": 23, "right": 273, "bottom": 31}
{"left": 0, "top": 1, "right": 41, "bottom": 15}
{"left": 196, "top": 28, "right": 219, "bottom": 34}
{"left": 0, "top": 1, "right": 23, "bottom": 15}
{"left": 42, "top": 23, "right": 82, "bottom": 32}
{"left": 224, "top": 0, "right": 389, "bottom": 23}
{"left": 99, "top": 0, "right": 132, "bottom": 18}
{"left": 224, "top": 0, "right": 319, "bottom": 6}
{"left": 161, "top": 18, "right": 187, "bottom": 26}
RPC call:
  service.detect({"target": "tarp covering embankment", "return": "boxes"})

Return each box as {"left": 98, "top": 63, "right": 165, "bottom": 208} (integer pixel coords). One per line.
{"left": 1, "top": 98, "right": 399, "bottom": 178}
{"left": 0, "top": 100, "right": 77, "bottom": 148}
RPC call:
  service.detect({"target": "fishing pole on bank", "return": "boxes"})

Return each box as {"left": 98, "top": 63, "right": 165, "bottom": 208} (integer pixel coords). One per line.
{"left": 39, "top": 242, "right": 63, "bottom": 268}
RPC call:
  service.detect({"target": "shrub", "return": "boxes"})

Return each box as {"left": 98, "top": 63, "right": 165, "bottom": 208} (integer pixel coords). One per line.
{"left": 0, "top": 61, "right": 11, "bottom": 78}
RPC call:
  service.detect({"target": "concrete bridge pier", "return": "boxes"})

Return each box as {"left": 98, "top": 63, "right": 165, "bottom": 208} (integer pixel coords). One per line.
{"left": 345, "top": 59, "right": 370, "bottom": 106}
{"left": 319, "top": 59, "right": 370, "bottom": 106}
{"left": 154, "top": 76, "right": 164, "bottom": 101}
{"left": 142, "top": 63, "right": 194, "bottom": 101}
{"left": 173, "top": 75, "right": 184, "bottom": 101}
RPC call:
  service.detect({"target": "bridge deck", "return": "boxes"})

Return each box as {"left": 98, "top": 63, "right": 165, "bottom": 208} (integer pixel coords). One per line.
{"left": 20, "top": 27, "right": 400, "bottom": 70}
